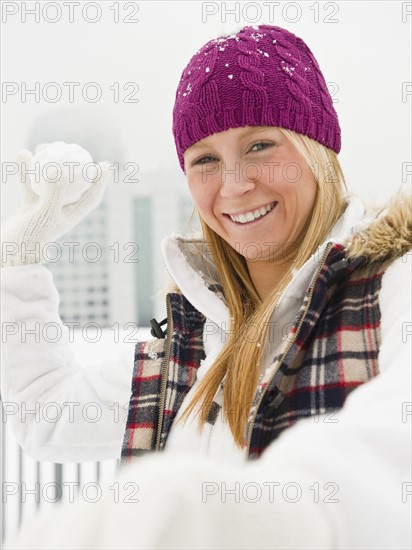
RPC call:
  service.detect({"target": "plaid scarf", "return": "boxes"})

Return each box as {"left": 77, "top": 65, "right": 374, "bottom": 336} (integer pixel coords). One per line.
{"left": 121, "top": 243, "right": 394, "bottom": 463}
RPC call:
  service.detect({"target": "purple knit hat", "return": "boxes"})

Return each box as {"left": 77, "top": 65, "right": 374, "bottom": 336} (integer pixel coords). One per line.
{"left": 172, "top": 24, "right": 341, "bottom": 172}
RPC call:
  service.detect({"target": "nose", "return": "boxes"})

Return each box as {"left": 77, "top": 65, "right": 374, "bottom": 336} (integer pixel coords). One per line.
{"left": 219, "top": 161, "right": 257, "bottom": 199}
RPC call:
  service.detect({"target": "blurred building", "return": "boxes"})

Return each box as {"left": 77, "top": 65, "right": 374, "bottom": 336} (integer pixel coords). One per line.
{"left": 46, "top": 169, "right": 199, "bottom": 329}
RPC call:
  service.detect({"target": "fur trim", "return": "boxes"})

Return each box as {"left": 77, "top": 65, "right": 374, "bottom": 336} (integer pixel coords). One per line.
{"left": 345, "top": 190, "right": 412, "bottom": 263}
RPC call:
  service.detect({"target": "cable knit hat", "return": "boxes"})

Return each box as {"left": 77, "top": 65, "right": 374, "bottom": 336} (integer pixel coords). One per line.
{"left": 172, "top": 24, "right": 341, "bottom": 171}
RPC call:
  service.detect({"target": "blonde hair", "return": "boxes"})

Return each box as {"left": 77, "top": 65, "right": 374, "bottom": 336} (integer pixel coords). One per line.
{"left": 175, "top": 129, "right": 349, "bottom": 447}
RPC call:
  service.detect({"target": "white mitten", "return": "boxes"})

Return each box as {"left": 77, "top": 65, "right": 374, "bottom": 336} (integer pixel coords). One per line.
{"left": 1, "top": 142, "right": 110, "bottom": 267}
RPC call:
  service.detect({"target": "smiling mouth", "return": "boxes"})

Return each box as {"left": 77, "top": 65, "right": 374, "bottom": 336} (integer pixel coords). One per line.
{"left": 226, "top": 201, "right": 277, "bottom": 224}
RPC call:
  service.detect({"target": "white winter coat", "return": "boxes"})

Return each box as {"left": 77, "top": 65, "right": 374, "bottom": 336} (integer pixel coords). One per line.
{"left": 1, "top": 193, "right": 411, "bottom": 549}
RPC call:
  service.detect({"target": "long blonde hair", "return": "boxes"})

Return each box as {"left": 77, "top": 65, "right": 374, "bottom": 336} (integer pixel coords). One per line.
{"left": 175, "top": 128, "right": 349, "bottom": 447}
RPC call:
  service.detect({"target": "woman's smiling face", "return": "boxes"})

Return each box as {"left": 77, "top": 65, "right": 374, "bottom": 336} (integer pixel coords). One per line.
{"left": 183, "top": 126, "right": 317, "bottom": 263}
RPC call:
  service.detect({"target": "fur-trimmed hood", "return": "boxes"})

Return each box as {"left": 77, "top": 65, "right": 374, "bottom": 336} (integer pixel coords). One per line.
{"left": 345, "top": 191, "right": 412, "bottom": 263}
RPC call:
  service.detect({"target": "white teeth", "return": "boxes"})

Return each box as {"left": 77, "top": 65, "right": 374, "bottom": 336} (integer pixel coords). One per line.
{"left": 229, "top": 202, "right": 276, "bottom": 224}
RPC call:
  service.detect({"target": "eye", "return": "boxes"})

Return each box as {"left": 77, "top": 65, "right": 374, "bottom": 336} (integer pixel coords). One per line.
{"left": 248, "top": 141, "right": 273, "bottom": 153}
{"left": 192, "top": 155, "right": 218, "bottom": 166}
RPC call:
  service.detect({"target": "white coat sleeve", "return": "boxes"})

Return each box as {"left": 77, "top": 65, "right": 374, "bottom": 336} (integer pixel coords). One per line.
{"left": 4, "top": 254, "right": 411, "bottom": 550}
{"left": 1, "top": 263, "right": 136, "bottom": 463}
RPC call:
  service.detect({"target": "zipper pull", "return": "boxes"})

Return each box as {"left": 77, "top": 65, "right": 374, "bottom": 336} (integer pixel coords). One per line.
{"left": 150, "top": 317, "right": 167, "bottom": 339}
{"left": 206, "top": 401, "right": 221, "bottom": 425}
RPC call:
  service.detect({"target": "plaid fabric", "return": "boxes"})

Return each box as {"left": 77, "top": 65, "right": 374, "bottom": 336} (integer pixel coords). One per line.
{"left": 247, "top": 244, "right": 391, "bottom": 458}
{"left": 121, "top": 243, "right": 394, "bottom": 463}
{"left": 121, "top": 294, "right": 205, "bottom": 463}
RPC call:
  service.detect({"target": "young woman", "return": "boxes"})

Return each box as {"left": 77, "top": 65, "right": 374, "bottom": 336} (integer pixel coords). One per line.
{"left": 2, "top": 24, "right": 411, "bottom": 549}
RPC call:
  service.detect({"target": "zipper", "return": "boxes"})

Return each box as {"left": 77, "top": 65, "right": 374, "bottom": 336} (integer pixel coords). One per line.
{"left": 245, "top": 242, "right": 334, "bottom": 455}
{"left": 155, "top": 293, "right": 173, "bottom": 451}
